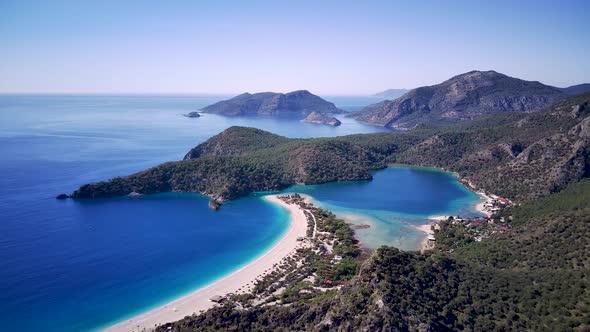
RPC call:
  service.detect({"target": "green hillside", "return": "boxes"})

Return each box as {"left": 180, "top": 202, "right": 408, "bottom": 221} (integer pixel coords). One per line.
{"left": 156, "top": 179, "right": 590, "bottom": 332}
{"left": 72, "top": 92, "right": 590, "bottom": 203}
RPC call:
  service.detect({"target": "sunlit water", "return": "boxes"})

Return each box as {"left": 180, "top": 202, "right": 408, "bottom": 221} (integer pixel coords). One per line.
{"left": 0, "top": 95, "right": 479, "bottom": 331}
{"left": 283, "top": 166, "right": 483, "bottom": 250}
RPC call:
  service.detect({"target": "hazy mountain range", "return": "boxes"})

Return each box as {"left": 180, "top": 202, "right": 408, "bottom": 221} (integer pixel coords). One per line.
{"left": 372, "top": 88, "right": 409, "bottom": 99}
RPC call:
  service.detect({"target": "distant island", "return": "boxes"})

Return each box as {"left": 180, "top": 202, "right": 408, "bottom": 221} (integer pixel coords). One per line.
{"left": 183, "top": 111, "right": 201, "bottom": 118}
{"left": 372, "top": 88, "right": 409, "bottom": 99}
{"left": 199, "top": 90, "right": 343, "bottom": 124}
{"left": 69, "top": 91, "right": 590, "bottom": 205}
{"left": 351, "top": 70, "right": 590, "bottom": 129}
{"left": 302, "top": 111, "right": 341, "bottom": 126}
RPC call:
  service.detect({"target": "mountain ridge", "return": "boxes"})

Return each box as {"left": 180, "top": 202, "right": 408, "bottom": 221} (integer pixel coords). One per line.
{"left": 351, "top": 70, "right": 567, "bottom": 129}
{"left": 560, "top": 83, "right": 590, "bottom": 95}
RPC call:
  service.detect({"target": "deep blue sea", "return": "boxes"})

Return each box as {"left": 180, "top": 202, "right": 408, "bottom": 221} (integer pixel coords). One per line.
{"left": 0, "top": 95, "right": 480, "bottom": 331}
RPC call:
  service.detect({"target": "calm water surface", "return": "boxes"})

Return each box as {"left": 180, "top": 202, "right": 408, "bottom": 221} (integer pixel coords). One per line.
{"left": 0, "top": 95, "right": 479, "bottom": 331}
{"left": 284, "top": 166, "right": 482, "bottom": 249}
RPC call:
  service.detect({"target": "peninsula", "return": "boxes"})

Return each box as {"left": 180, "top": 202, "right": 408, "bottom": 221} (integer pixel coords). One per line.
{"left": 70, "top": 91, "right": 590, "bottom": 204}
{"left": 67, "top": 91, "right": 590, "bottom": 332}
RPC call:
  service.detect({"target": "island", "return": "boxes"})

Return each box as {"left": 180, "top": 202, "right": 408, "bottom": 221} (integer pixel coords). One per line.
{"left": 183, "top": 111, "right": 201, "bottom": 118}
{"left": 302, "top": 111, "right": 341, "bottom": 126}
{"left": 199, "top": 90, "right": 343, "bottom": 119}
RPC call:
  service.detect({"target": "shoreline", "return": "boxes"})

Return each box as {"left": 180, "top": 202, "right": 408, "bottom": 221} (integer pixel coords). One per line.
{"left": 105, "top": 194, "right": 308, "bottom": 332}
{"left": 463, "top": 179, "right": 493, "bottom": 218}
{"left": 415, "top": 223, "right": 435, "bottom": 252}
{"left": 415, "top": 177, "right": 494, "bottom": 251}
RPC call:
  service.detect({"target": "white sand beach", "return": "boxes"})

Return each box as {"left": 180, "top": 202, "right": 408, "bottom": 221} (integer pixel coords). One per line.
{"left": 105, "top": 194, "right": 308, "bottom": 332}
{"left": 415, "top": 223, "right": 436, "bottom": 252}
{"left": 474, "top": 191, "right": 493, "bottom": 217}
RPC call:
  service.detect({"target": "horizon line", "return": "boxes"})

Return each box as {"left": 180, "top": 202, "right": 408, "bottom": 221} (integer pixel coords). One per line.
{"left": 0, "top": 91, "right": 384, "bottom": 97}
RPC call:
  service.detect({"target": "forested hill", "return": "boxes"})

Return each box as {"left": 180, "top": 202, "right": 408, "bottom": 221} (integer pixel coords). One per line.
{"left": 158, "top": 177, "right": 590, "bottom": 332}
{"left": 71, "top": 92, "right": 590, "bottom": 203}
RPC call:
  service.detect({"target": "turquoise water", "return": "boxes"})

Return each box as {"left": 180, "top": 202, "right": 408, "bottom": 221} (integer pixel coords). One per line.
{"left": 0, "top": 94, "right": 386, "bottom": 331}
{"left": 283, "top": 166, "right": 483, "bottom": 250}
{"left": 0, "top": 95, "right": 479, "bottom": 331}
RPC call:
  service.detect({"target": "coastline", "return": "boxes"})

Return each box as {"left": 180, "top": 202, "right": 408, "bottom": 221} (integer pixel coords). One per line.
{"left": 105, "top": 194, "right": 308, "bottom": 332}
{"left": 415, "top": 222, "right": 435, "bottom": 252}
{"left": 415, "top": 176, "right": 494, "bottom": 252}
{"left": 463, "top": 180, "right": 493, "bottom": 217}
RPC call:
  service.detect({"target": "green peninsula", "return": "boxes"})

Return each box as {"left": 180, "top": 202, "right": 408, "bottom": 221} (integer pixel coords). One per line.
{"left": 72, "top": 92, "right": 590, "bottom": 204}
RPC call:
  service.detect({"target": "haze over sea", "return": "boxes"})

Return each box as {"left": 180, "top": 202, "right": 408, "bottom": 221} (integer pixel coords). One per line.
{"left": 0, "top": 95, "right": 481, "bottom": 331}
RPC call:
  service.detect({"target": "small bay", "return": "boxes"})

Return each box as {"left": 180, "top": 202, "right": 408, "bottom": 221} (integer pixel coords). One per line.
{"left": 283, "top": 166, "right": 483, "bottom": 250}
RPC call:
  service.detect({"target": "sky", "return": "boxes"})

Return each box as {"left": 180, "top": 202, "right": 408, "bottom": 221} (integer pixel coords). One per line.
{"left": 0, "top": 0, "right": 589, "bottom": 95}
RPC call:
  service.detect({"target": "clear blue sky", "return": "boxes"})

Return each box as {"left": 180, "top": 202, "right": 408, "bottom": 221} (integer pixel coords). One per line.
{"left": 1, "top": 0, "right": 589, "bottom": 95}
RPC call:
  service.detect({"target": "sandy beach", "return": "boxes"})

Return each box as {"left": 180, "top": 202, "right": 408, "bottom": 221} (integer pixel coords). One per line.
{"left": 415, "top": 223, "right": 435, "bottom": 252}
{"left": 105, "top": 195, "right": 308, "bottom": 332}
{"left": 474, "top": 191, "right": 493, "bottom": 217}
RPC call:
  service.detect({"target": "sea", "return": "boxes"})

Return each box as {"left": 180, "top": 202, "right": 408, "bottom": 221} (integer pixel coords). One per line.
{"left": 0, "top": 94, "right": 482, "bottom": 331}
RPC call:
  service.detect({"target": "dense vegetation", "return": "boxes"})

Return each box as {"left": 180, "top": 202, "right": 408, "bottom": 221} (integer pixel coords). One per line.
{"left": 68, "top": 93, "right": 590, "bottom": 331}
{"left": 72, "top": 92, "right": 590, "bottom": 203}
{"left": 158, "top": 180, "right": 590, "bottom": 332}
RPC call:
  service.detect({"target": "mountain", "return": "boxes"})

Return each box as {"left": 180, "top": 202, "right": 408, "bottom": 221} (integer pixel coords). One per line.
{"left": 351, "top": 70, "right": 566, "bottom": 129}
{"left": 70, "top": 92, "right": 590, "bottom": 203}
{"left": 302, "top": 111, "right": 341, "bottom": 126}
{"left": 372, "top": 88, "right": 409, "bottom": 99}
{"left": 560, "top": 83, "right": 590, "bottom": 95}
{"left": 200, "top": 90, "right": 343, "bottom": 118}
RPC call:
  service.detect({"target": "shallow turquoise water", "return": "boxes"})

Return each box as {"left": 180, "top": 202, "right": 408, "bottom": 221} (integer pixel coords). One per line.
{"left": 0, "top": 95, "right": 479, "bottom": 331}
{"left": 283, "top": 166, "right": 483, "bottom": 250}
